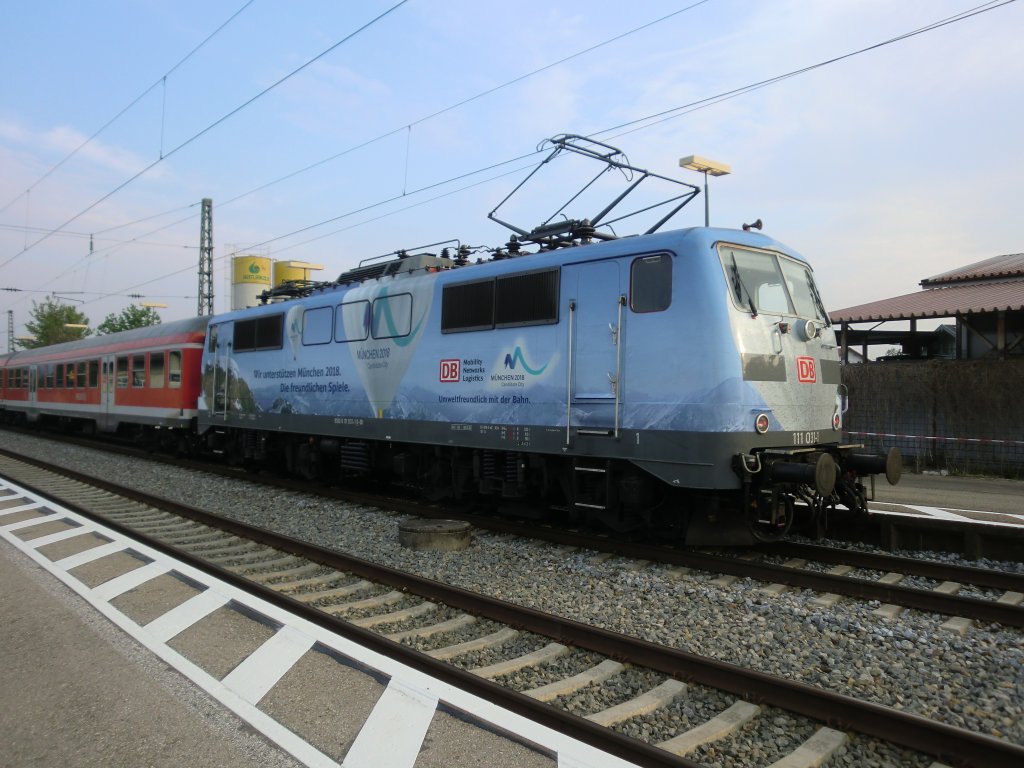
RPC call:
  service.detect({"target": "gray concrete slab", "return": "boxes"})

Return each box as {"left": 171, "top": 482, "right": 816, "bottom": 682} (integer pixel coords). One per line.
{"left": 257, "top": 645, "right": 387, "bottom": 763}
{"left": 68, "top": 549, "right": 152, "bottom": 587}
{"left": 11, "top": 517, "right": 80, "bottom": 541}
{"left": 0, "top": 543, "right": 300, "bottom": 768}
{"left": 167, "top": 602, "right": 278, "bottom": 680}
{"left": 109, "top": 571, "right": 205, "bottom": 626}
{"left": 35, "top": 531, "right": 112, "bottom": 562}
{"left": 414, "top": 706, "right": 557, "bottom": 768}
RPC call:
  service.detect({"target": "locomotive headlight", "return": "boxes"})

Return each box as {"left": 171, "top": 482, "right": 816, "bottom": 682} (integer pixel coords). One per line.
{"left": 755, "top": 413, "right": 770, "bottom": 434}
{"left": 832, "top": 410, "right": 841, "bottom": 431}
{"left": 797, "top": 319, "right": 819, "bottom": 341}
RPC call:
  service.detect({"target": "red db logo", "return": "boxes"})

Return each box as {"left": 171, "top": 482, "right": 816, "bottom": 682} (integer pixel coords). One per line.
{"left": 797, "top": 356, "right": 816, "bottom": 383}
{"left": 440, "top": 359, "right": 460, "bottom": 383}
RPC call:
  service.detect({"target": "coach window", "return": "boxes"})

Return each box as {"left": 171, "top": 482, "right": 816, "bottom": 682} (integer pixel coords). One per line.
{"left": 56, "top": 364, "right": 65, "bottom": 388}
{"left": 65, "top": 364, "right": 76, "bottom": 388}
{"left": 116, "top": 357, "right": 129, "bottom": 388}
{"left": 302, "top": 306, "right": 333, "bottom": 346}
{"left": 371, "top": 294, "right": 412, "bottom": 340}
{"left": 630, "top": 253, "right": 673, "bottom": 313}
{"left": 150, "top": 352, "right": 165, "bottom": 388}
{"left": 168, "top": 351, "right": 182, "bottom": 387}
{"left": 88, "top": 360, "right": 99, "bottom": 388}
{"left": 132, "top": 356, "right": 146, "bottom": 387}
{"left": 336, "top": 300, "right": 370, "bottom": 342}
{"left": 77, "top": 361, "right": 87, "bottom": 388}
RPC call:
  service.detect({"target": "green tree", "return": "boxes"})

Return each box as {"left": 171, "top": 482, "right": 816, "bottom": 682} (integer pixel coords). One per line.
{"left": 97, "top": 304, "right": 162, "bottom": 335}
{"left": 21, "top": 298, "right": 91, "bottom": 348}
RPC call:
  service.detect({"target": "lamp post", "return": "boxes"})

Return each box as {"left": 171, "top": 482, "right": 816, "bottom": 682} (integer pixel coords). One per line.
{"left": 679, "top": 155, "right": 731, "bottom": 227}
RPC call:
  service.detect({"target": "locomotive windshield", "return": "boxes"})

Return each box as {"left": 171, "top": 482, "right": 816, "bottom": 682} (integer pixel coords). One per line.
{"left": 719, "top": 245, "right": 827, "bottom": 322}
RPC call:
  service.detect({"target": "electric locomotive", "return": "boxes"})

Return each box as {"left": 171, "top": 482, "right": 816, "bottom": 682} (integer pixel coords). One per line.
{"left": 196, "top": 135, "right": 900, "bottom": 543}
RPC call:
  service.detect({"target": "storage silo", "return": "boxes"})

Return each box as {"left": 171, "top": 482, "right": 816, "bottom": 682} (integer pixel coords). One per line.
{"left": 273, "top": 260, "right": 324, "bottom": 289}
{"left": 231, "top": 255, "right": 272, "bottom": 309}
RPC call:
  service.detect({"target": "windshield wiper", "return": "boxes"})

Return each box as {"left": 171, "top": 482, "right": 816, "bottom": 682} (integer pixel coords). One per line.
{"left": 730, "top": 253, "right": 758, "bottom": 317}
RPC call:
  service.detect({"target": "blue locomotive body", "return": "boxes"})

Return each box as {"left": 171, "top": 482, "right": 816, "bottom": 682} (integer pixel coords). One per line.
{"left": 198, "top": 226, "right": 893, "bottom": 542}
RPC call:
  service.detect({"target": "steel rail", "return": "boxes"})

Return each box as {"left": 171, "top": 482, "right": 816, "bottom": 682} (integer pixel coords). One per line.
{"left": 757, "top": 541, "right": 1024, "bottom": 593}
{"left": 1, "top": 449, "right": 1021, "bottom": 768}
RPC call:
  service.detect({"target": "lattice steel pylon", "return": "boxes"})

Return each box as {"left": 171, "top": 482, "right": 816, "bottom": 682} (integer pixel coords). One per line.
{"left": 198, "top": 197, "right": 214, "bottom": 316}
{"left": 7, "top": 310, "right": 13, "bottom": 353}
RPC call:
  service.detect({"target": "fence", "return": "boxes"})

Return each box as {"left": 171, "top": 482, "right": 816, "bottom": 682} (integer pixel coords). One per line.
{"left": 841, "top": 359, "right": 1024, "bottom": 477}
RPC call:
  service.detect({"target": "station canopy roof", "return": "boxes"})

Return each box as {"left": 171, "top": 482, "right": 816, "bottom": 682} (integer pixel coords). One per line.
{"left": 830, "top": 252, "right": 1024, "bottom": 323}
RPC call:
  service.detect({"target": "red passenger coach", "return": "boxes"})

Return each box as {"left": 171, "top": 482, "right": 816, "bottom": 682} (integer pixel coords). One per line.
{"left": 0, "top": 317, "right": 209, "bottom": 440}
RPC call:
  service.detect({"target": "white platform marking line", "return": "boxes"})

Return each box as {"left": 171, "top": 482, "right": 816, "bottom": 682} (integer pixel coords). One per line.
{"left": 1, "top": 512, "right": 61, "bottom": 531}
{"left": 342, "top": 678, "right": 438, "bottom": 768}
{"left": 0, "top": 501, "right": 43, "bottom": 517}
{"left": 873, "top": 505, "right": 1024, "bottom": 526}
{"left": 0, "top": 482, "right": 646, "bottom": 768}
{"left": 144, "top": 588, "right": 231, "bottom": 643}
{"left": 92, "top": 561, "right": 170, "bottom": 601}
{"left": 221, "top": 625, "right": 314, "bottom": 705}
{"left": 28, "top": 525, "right": 94, "bottom": 548}
{"left": 53, "top": 540, "right": 127, "bottom": 569}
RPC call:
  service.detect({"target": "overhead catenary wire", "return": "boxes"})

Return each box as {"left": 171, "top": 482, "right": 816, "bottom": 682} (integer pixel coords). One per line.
{"left": 0, "top": 0, "right": 411, "bottom": 273}
{"left": 0, "top": 0, "right": 257, "bottom": 219}
{"left": 5, "top": 0, "right": 1016, "bottom": 317}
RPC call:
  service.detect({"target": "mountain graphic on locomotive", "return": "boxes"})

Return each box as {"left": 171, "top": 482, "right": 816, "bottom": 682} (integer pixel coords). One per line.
{"left": 1, "top": 135, "right": 900, "bottom": 544}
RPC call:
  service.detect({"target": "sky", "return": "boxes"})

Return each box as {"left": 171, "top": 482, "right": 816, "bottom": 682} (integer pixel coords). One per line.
{"left": 1, "top": 0, "right": 1021, "bottom": 342}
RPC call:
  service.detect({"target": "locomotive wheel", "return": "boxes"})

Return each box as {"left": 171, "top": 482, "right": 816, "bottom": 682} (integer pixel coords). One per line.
{"left": 747, "top": 491, "right": 795, "bottom": 542}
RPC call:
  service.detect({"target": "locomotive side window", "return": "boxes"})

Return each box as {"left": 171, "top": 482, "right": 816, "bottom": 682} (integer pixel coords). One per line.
{"left": 234, "top": 314, "right": 284, "bottom": 352}
{"left": 336, "top": 300, "right": 370, "bottom": 342}
{"left": 630, "top": 254, "right": 673, "bottom": 313}
{"left": 150, "top": 353, "right": 165, "bottom": 388}
{"left": 302, "top": 306, "right": 333, "bottom": 346}
{"left": 116, "top": 357, "right": 129, "bottom": 388}
{"left": 495, "top": 269, "right": 559, "bottom": 327}
{"left": 442, "top": 279, "right": 494, "bottom": 333}
{"left": 88, "top": 360, "right": 99, "bottom": 388}
{"left": 371, "top": 293, "right": 412, "bottom": 339}
{"left": 168, "top": 351, "right": 182, "bottom": 387}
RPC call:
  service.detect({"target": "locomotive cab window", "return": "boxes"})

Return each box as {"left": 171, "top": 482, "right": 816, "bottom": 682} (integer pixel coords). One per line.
{"left": 630, "top": 254, "right": 672, "bottom": 312}
{"left": 719, "top": 244, "right": 827, "bottom": 321}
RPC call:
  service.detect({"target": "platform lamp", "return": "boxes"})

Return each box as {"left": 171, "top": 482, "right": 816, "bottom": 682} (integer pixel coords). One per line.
{"left": 679, "top": 155, "right": 731, "bottom": 227}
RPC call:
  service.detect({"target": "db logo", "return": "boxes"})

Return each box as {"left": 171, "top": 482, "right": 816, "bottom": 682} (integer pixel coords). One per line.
{"left": 797, "top": 356, "right": 817, "bottom": 383}
{"left": 439, "top": 359, "right": 460, "bottom": 383}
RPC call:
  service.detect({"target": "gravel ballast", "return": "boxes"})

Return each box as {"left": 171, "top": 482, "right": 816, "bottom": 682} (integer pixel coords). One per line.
{"left": 5, "top": 433, "right": 1022, "bottom": 764}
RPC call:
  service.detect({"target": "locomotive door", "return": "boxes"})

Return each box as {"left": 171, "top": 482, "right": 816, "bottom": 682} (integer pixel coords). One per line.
{"left": 566, "top": 260, "right": 624, "bottom": 433}
{"left": 208, "top": 322, "right": 230, "bottom": 419}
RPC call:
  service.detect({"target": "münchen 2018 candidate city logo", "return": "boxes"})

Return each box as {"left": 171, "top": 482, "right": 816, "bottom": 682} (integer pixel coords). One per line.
{"left": 503, "top": 346, "right": 548, "bottom": 375}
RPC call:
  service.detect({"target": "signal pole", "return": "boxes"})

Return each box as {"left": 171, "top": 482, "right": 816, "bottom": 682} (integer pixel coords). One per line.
{"left": 198, "top": 197, "right": 214, "bottom": 316}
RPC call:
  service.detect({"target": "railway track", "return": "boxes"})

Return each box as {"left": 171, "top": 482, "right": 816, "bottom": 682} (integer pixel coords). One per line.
{"left": 4, "top": 427, "right": 1023, "bottom": 632}
{"left": 0, "top": 448, "right": 1021, "bottom": 768}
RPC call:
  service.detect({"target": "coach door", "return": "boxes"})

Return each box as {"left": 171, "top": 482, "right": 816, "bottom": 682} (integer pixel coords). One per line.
{"left": 565, "top": 260, "right": 625, "bottom": 436}
{"left": 100, "top": 355, "right": 116, "bottom": 429}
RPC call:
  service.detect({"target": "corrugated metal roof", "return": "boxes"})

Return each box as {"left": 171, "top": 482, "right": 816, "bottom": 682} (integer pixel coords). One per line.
{"left": 830, "top": 280, "right": 1024, "bottom": 323}
{"left": 921, "top": 253, "right": 1024, "bottom": 286}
